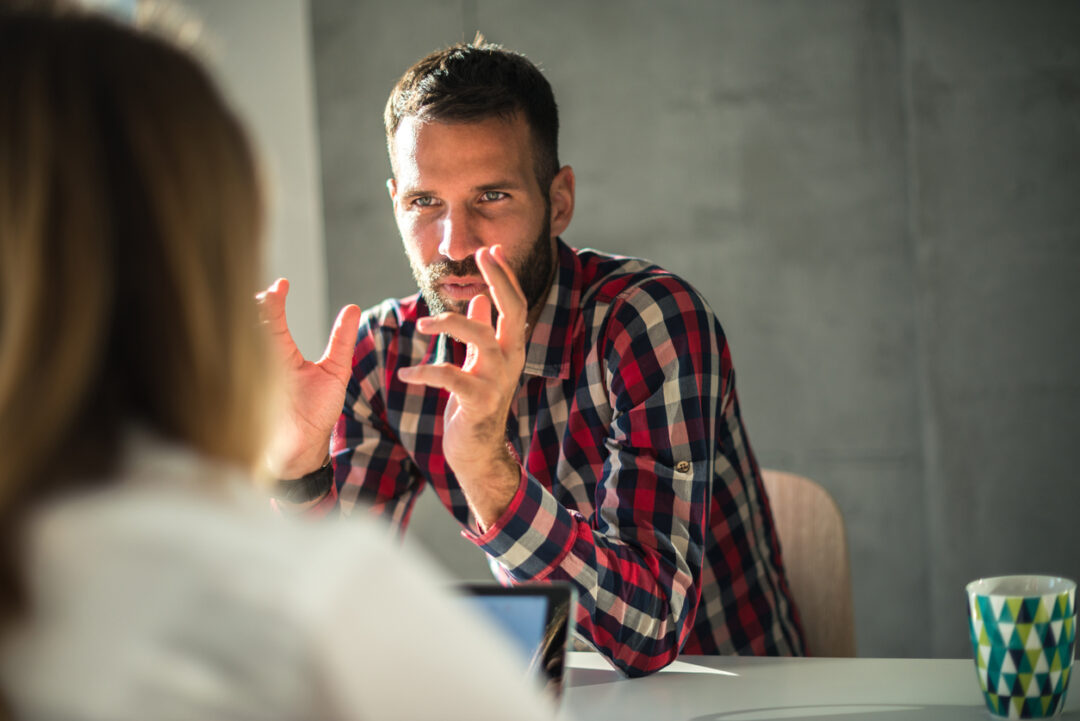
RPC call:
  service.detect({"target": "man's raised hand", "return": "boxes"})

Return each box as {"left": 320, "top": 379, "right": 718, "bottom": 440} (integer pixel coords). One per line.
{"left": 397, "top": 246, "right": 528, "bottom": 529}
{"left": 257, "top": 278, "right": 361, "bottom": 479}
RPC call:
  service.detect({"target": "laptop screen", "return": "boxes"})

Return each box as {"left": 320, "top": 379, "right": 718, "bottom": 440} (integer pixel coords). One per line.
{"left": 469, "top": 594, "right": 549, "bottom": 657}
{"left": 458, "top": 582, "right": 576, "bottom": 701}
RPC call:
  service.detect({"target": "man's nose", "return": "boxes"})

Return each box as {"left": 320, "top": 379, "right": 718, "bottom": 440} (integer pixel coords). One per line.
{"left": 437, "top": 207, "right": 483, "bottom": 261}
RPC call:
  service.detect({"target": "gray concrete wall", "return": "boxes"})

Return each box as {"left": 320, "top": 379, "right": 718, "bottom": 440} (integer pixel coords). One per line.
{"left": 310, "top": 0, "right": 1080, "bottom": 658}
{"left": 903, "top": 1, "right": 1080, "bottom": 657}
{"left": 185, "top": 0, "right": 329, "bottom": 359}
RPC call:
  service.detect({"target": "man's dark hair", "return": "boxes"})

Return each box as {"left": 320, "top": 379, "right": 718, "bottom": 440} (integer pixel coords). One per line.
{"left": 384, "top": 35, "right": 560, "bottom": 192}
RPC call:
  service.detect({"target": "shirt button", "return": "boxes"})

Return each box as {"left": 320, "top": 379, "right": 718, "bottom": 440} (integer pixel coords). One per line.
{"left": 675, "top": 461, "right": 691, "bottom": 473}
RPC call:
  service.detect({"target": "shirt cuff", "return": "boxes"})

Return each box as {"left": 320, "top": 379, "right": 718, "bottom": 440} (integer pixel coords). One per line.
{"left": 460, "top": 468, "right": 578, "bottom": 582}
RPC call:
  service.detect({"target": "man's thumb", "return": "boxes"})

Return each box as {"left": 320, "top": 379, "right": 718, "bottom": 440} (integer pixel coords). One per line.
{"left": 320, "top": 304, "right": 362, "bottom": 376}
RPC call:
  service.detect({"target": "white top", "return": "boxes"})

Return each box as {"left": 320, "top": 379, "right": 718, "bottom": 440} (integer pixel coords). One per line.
{"left": 0, "top": 436, "right": 556, "bottom": 721}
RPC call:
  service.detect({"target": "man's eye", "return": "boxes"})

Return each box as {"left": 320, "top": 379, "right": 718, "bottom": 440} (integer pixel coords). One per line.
{"left": 411, "top": 196, "right": 437, "bottom": 208}
{"left": 480, "top": 191, "right": 507, "bottom": 202}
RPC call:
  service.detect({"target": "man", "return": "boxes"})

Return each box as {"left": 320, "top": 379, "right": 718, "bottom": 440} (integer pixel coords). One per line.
{"left": 263, "top": 39, "right": 805, "bottom": 677}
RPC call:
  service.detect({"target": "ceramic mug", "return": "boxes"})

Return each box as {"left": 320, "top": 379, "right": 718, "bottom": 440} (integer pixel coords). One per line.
{"left": 967, "top": 575, "right": 1076, "bottom": 718}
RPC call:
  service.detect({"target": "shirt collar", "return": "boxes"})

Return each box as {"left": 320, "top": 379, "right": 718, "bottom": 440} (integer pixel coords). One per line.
{"left": 431, "top": 238, "right": 580, "bottom": 380}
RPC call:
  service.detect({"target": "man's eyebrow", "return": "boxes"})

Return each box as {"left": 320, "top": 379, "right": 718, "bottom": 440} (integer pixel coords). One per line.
{"left": 400, "top": 180, "right": 525, "bottom": 198}
{"left": 475, "top": 180, "right": 524, "bottom": 192}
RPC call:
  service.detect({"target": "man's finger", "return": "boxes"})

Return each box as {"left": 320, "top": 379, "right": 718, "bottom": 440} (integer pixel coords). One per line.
{"left": 478, "top": 248, "right": 525, "bottom": 317}
{"left": 478, "top": 247, "right": 527, "bottom": 347}
{"left": 478, "top": 248, "right": 523, "bottom": 314}
{"left": 256, "top": 277, "right": 291, "bottom": 331}
{"left": 397, "top": 363, "right": 486, "bottom": 398}
{"left": 467, "top": 292, "right": 493, "bottom": 325}
{"left": 318, "top": 304, "right": 362, "bottom": 379}
{"left": 491, "top": 245, "right": 527, "bottom": 297}
{"left": 416, "top": 311, "right": 498, "bottom": 351}
{"left": 256, "top": 277, "right": 306, "bottom": 367}
{"left": 461, "top": 294, "right": 493, "bottom": 372}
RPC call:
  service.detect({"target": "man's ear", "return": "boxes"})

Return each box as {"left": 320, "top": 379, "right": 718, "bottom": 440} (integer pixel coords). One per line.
{"left": 386, "top": 178, "right": 398, "bottom": 206}
{"left": 548, "top": 165, "right": 575, "bottom": 238}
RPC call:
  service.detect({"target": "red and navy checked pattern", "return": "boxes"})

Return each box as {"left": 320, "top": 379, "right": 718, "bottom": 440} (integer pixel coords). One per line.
{"left": 312, "top": 240, "right": 805, "bottom": 676}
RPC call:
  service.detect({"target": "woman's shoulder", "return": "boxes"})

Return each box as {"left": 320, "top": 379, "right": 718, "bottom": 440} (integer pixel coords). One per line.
{"left": 2, "top": 440, "right": 399, "bottom": 719}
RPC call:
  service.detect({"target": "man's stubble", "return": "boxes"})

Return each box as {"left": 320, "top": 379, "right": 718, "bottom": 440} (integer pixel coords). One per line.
{"left": 409, "top": 213, "right": 555, "bottom": 319}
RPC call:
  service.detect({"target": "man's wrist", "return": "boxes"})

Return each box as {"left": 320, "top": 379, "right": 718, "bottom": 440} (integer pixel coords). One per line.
{"left": 270, "top": 429, "right": 337, "bottom": 479}
{"left": 451, "top": 444, "right": 522, "bottom": 531}
{"left": 275, "top": 453, "right": 333, "bottom": 503}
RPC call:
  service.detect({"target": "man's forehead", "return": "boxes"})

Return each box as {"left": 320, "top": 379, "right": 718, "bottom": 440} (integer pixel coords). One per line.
{"left": 390, "top": 113, "right": 536, "bottom": 183}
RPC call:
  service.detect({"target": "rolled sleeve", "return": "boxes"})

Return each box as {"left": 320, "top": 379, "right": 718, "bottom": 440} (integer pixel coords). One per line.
{"left": 462, "top": 470, "right": 578, "bottom": 582}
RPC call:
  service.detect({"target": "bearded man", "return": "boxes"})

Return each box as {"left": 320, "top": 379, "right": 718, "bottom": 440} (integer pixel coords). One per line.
{"left": 262, "top": 38, "right": 806, "bottom": 677}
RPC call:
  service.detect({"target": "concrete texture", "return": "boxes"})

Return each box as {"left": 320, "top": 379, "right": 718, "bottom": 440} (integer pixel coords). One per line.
{"left": 902, "top": 0, "right": 1080, "bottom": 657}
{"left": 309, "top": 0, "right": 1080, "bottom": 658}
{"left": 185, "top": 0, "right": 328, "bottom": 359}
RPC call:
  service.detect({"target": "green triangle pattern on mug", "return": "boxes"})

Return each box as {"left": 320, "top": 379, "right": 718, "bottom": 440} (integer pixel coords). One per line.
{"left": 969, "top": 591, "right": 1075, "bottom": 718}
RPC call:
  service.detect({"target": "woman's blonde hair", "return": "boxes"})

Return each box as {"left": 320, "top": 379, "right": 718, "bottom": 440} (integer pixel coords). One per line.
{"left": 0, "top": 7, "right": 272, "bottom": 620}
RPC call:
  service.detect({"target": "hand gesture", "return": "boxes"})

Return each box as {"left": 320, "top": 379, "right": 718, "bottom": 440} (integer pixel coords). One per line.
{"left": 257, "top": 278, "right": 361, "bottom": 478}
{"left": 398, "top": 246, "right": 527, "bottom": 528}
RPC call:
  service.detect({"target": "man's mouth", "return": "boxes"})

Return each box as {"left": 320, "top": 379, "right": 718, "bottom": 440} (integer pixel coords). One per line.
{"left": 438, "top": 277, "right": 488, "bottom": 301}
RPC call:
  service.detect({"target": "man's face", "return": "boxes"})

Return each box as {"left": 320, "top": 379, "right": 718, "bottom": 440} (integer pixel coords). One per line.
{"left": 388, "top": 113, "right": 555, "bottom": 317}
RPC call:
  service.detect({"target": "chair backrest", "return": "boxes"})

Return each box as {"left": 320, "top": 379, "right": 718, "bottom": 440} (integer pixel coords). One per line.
{"left": 761, "top": 469, "right": 856, "bottom": 657}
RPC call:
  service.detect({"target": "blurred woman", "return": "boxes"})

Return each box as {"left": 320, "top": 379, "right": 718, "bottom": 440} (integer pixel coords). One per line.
{"left": 0, "top": 7, "right": 553, "bottom": 720}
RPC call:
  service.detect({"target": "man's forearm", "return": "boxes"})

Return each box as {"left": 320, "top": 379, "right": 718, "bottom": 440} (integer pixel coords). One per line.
{"left": 452, "top": 442, "right": 522, "bottom": 532}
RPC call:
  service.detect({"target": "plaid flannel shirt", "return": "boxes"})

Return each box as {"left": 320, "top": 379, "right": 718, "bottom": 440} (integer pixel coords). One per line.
{"left": 312, "top": 239, "right": 805, "bottom": 676}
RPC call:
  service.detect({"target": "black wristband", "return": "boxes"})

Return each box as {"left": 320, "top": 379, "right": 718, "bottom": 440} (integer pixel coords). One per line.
{"left": 275, "top": 458, "right": 334, "bottom": 503}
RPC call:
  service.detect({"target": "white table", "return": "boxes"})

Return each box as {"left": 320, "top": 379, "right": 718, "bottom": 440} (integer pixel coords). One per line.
{"left": 560, "top": 653, "right": 1079, "bottom": 720}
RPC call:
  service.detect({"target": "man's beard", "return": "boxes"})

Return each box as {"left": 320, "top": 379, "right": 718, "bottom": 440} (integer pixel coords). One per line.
{"left": 410, "top": 216, "right": 555, "bottom": 318}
